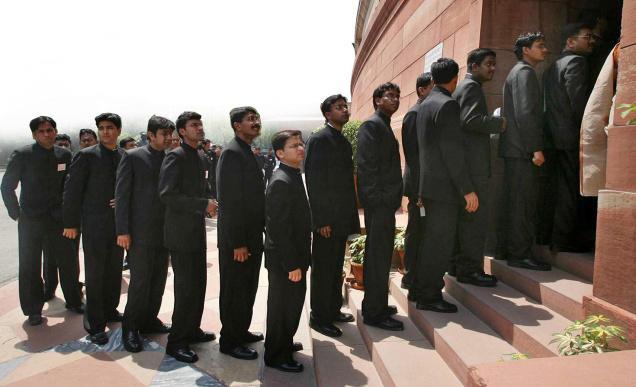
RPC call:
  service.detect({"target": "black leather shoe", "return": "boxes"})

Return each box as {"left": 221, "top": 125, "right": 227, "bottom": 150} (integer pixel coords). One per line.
{"left": 43, "top": 291, "right": 55, "bottom": 302}
{"left": 266, "top": 360, "right": 303, "bottom": 373}
{"left": 363, "top": 316, "right": 404, "bottom": 331}
{"left": 309, "top": 320, "right": 342, "bottom": 337}
{"left": 107, "top": 311, "right": 123, "bottom": 322}
{"left": 140, "top": 319, "right": 171, "bottom": 334}
{"left": 457, "top": 272, "right": 498, "bottom": 287}
{"left": 407, "top": 292, "right": 417, "bottom": 302}
{"left": 291, "top": 342, "right": 303, "bottom": 352}
{"left": 66, "top": 304, "right": 85, "bottom": 314}
{"left": 166, "top": 346, "right": 198, "bottom": 363}
{"left": 28, "top": 314, "right": 43, "bottom": 326}
{"left": 243, "top": 331, "right": 264, "bottom": 343}
{"left": 191, "top": 329, "right": 216, "bottom": 343}
{"left": 386, "top": 305, "right": 398, "bottom": 315}
{"left": 88, "top": 332, "right": 109, "bottom": 345}
{"left": 416, "top": 299, "right": 458, "bottom": 313}
{"left": 122, "top": 330, "right": 142, "bottom": 353}
{"left": 508, "top": 258, "right": 551, "bottom": 271}
{"left": 220, "top": 345, "right": 258, "bottom": 360}
{"left": 333, "top": 312, "right": 354, "bottom": 323}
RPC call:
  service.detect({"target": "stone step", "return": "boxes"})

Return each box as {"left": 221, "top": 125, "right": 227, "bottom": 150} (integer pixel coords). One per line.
{"left": 346, "top": 285, "right": 462, "bottom": 387}
{"left": 444, "top": 275, "right": 571, "bottom": 359}
{"left": 532, "top": 245, "right": 594, "bottom": 282}
{"left": 484, "top": 256, "right": 592, "bottom": 321}
{"left": 388, "top": 274, "right": 518, "bottom": 386}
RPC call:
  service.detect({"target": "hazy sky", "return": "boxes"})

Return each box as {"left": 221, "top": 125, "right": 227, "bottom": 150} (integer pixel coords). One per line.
{"left": 0, "top": 0, "right": 358, "bottom": 138}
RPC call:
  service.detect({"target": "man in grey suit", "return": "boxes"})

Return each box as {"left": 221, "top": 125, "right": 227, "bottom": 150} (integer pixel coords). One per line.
{"left": 544, "top": 22, "right": 597, "bottom": 253}
{"left": 499, "top": 32, "right": 551, "bottom": 271}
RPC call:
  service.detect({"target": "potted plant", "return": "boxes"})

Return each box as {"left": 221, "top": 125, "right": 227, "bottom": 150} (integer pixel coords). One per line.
{"left": 550, "top": 314, "right": 628, "bottom": 355}
{"left": 348, "top": 234, "right": 366, "bottom": 290}
{"left": 394, "top": 227, "right": 406, "bottom": 273}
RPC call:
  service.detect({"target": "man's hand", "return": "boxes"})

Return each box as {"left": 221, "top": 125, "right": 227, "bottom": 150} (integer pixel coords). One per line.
{"left": 63, "top": 228, "right": 78, "bottom": 239}
{"left": 117, "top": 234, "right": 131, "bottom": 250}
{"left": 416, "top": 198, "right": 424, "bottom": 207}
{"left": 464, "top": 192, "right": 479, "bottom": 213}
{"left": 318, "top": 225, "right": 332, "bottom": 238}
{"left": 288, "top": 268, "right": 302, "bottom": 282}
{"left": 207, "top": 199, "right": 218, "bottom": 217}
{"left": 532, "top": 151, "right": 545, "bottom": 167}
{"left": 109, "top": 199, "right": 116, "bottom": 208}
{"left": 233, "top": 246, "right": 250, "bottom": 262}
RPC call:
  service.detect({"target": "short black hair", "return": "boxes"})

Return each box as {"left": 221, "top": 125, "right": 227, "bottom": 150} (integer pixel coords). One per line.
{"left": 320, "top": 94, "right": 348, "bottom": 121}
{"left": 372, "top": 82, "right": 400, "bottom": 110}
{"left": 416, "top": 72, "right": 432, "bottom": 90}
{"left": 29, "top": 116, "right": 56, "bottom": 132}
{"left": 431, "top": 58, "right": 459, "bottom": 84}
{"left": 55, "top": 133, "right": 71, "bottom": 143}
{"left": 147, "top": 115, "right": 175, "bottom": 135}
{"left": 176, "top": 111, "right": 202, "bottom": 131}
{"left": 95, "top": 113, "right": 122, "bottom": 129}
{"left": 119, "top": 137, "right": 135, "bottom": 148}
{"left": 467, "top": 48, "right": 496, "bottom": 69}
{"left": 229, "top": 106, "right": 259, "bottom": 131}
{"left": 561, "top": 22, "right": 596, "bottom": 46}
{"left": 79, "top": 128, "right": 97, "bottom": 140}
{"left": 271, "top": 130, "right": 302, "bottom": 160}
{"left": 514, "top": 32, "right": 545, "bottom": 60}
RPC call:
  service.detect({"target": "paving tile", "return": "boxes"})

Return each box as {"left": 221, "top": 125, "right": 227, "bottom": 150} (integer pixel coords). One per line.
{"left": 0, "top": 355, "right": 29, "bottom": 383}
{"left": 1, "top": 348, "right": 87, "bottom": 384}
{"left": 151, "top": 355, "right": 223, "bottom": 386}
{"left": 106, "top": 351, "right": 165, "bottom": 385}
{"left": 313, "top": 344, "right": 383, "bottom": 387}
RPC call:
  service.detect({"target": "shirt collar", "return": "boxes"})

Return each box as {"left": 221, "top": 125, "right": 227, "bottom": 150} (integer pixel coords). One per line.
{"left": 235, "top": 136, "right": 252, "bottom": 151}
{"left": 433, "top": 85, "right": 452, "bottom": 97}
{"left": 279, "top": 162, "right": 301, "bottom": 174}
{"left": 375, "top": 110, "right": 391, "bottom": 126}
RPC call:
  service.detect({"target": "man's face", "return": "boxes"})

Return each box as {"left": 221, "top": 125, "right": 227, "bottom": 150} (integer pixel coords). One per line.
{"left": 234, "top": 112, "right": 261, "bottom": 141}
{"left": 80, "top": 133, "right": 97, "bottom": 149}
{"left": 169, "top": 131, "right": 180, "bottom": 149}
{"left": 32, "top": 122, "right": 57, "bottom": 149}
{"left": 375, "top": 89, "right": 400, "bottom": 116}
{"left": 56, "top": 139, "right": 71, "bottom": 149}
{"left": 276, "top": 135, "right": 305, "bottom": 167}
{"left": 97, "top": 120, "right": 122, "bottom": 148}
{"left": 178, "top": 119, "right": 205, "bottom": 144}
{"left": 148, "top": 128, "right": 173, "bottom": 151}
{"left": 417, "top": 83, "right": 434, "bottom": 99}
{"left": 325, "top": 98, "right": 350, "bottom": 127}
{"left": 568, "top": 28, "right": 596, "bottom": 55}
{"left": 123, "top": 141, "right": 137, "bottom": 150}
{"left": 473, "top": 55, "right": 497, "bottom": 82}
{"left": 203, "top": 142, "right": 211, "bottom": 151}
{"left": 524, "top": 39, "right": 549, "bottom": 63}
{"left": 214, "top": 147, "right": 222, "bottom": 157}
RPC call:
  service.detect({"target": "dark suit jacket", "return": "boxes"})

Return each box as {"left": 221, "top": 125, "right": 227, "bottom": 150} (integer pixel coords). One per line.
{"left": 500, "top": 61, "right": 544, "bottom": 159}
{"left": 115, "top": 144, "right": 166, "bottom": 247}
{"left": 416, "top": 86, "right": 473, "bottom": 204}
{"left": 216, "top": 137, "right": 265, "bottom": 254}
{"left": 264, "top": 163, "right": 311, "bottom": 273}
{"left": 453, "top": 74, "right": 505, "bottom": 177}
{"left": 1, "top": 143, "right": 72, "bottom": 222}
{"left": 63, "top": 143, "right": 124, "bottom": 236}
{"left": 355, "top": 111, "right": 403, "bottom": 210}
{"left": 304, "top": 124, "right": 360, "bottom": 236}
{"left": 158, "top": 143, "right": 211, "bottom": 252}
{"left": 544, "top": 51, "right": 590, "bottom": 150}
{"left": 401, "top": 100, "right": 423, "bottom": 199}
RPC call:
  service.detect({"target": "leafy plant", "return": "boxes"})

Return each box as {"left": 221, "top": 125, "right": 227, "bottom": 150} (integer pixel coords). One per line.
{"left": 394, "top": 227, "right": 405, "bottom": 251}
{"left": 618, "top": 103, "right": 636, "bottom": 125}
{"left": 342, "top": 120, "right": 362, "bottom": 170}
{"left": 348, "top": 234, "right": 366, "bottom": 264}
{"left": 550, "top": 314, "right": 628, "bottom": 356}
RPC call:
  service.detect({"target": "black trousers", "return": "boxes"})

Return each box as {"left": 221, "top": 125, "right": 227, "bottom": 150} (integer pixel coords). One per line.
{"left": 402, "top": 198, "right": 423, "bottom": 287}
{"left": 310, "top": 233, "right": 347, "bottom": 324}
{"left": 454, "top": 177, "right": 490, "bottom": 276}
{"left": 167, "top": 249, "right": 206, "bottom": 349}
{"left": 264, "top": 267, "right": 306, "bottom": 365}
{"left": 17, "top": 215, "right": 82, "bottom": 316}
{"left": 43, "top": 232, "right": 81, "bottom": 294}
{"left": 218, "top": 245, "right": 262, "bottom": 350}
{"left": 82, "top": 233, "right": 124, "bottom": 334}
{"left": 123, "top": 243, "right": 169, "bottom": 332}
{"left": 552, "top": 149, "right": 597, "bottom": 250}
{"left": 501, "top": 158, "right": 540, "bottom": 260}
{"left": 361, "top": 206, "right": 395, "bottom": 321}
{"left": 414, "top": 199, "right": 459, "bottom": 302}
{"left": 536, "top": 149, "right": 558, "bottom": 245}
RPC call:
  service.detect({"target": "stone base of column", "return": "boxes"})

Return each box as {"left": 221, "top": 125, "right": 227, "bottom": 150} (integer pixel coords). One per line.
{"left": 583, "top": 295, "right": 636, "bottom": 350}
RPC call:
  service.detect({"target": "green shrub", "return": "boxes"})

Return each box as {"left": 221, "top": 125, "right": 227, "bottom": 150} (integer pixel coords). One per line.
{"left": 394, "top": 227, "right": 405, "bottom": 251}
{"left": 342, "top": 120, "right": 362, "bottom": 170}
{"left": 550, "top": 314, "right": 628, "bottom": 356}
{"left": 348, "top": 234, "right": 366, "bottom": 264}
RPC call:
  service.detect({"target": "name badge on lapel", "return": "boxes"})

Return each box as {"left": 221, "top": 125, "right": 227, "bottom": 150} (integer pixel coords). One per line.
{"left": 205, "top": 170, "right": 209, "bottom": 179}
{"left": 57, "top": 163, "right": 66, "bottom": 171}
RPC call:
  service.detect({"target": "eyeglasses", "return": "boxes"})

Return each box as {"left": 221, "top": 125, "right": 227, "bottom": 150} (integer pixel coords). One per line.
{"left": 382, "top": 94, "right": 400, "bottom": 101}
{"left": 576, "top": 34, "right": 596, "bottom": 40}
{"left": 285, "top": 143, "right": 305, "bottom": 149}
{"left": 332, "top": 104, "right": 349, "bottom": 111}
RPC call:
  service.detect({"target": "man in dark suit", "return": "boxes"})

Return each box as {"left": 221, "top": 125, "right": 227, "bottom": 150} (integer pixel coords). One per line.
{"left": 264, "top": 149, "right": 275, "bottom": 183}
{"left": 544, "top": 22, "right": 597, "bottom": 253}
{"left": 451, "top": 49, "right": 506, "bottom": 287}
{"left": 413, "top": 58, "right": 479, "bottom": 313}
{"left": 63, "top": 113, "right": 125, "bottom": 344}
{"left": 1, "top": 116, "right": 83, "bottom": 326}
{"left": 116, "top": 115, "right": 175, "bottom": 353}
{"left": 216, "top": 106, "right": 266, "bottom": 360}
{"left": 400, "top": 73, "right": 433, "bottom": 290}
{"left": 305, "top": 94, "right": 360, "bottom": 338}
{"left": 356, "top": 83, "right": 404, "bottom": 331}
{"left": 263, "top": 130, "right": 310, "bottom": 373}
{"left": 159, "top": 111, "right": 217, "bottom": 363}
{"left": 499, "top": 33, "right": 552, "bottom": 271}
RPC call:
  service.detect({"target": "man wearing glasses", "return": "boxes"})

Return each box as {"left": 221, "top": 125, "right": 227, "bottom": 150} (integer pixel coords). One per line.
{"left": 544, "top": 22, "right": 597, "bottom": 253}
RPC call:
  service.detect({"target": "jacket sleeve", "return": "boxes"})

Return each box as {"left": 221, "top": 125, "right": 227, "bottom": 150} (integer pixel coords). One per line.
{"left": 564, "top": 56, "right": 590, "bottom": 125}
{"left": 439, "top": 101, "right": 474, "bottom": 196}
{"left": 402, "top": 110, "right": 419, "bottom": 173}
{"left": 63, "top": 151, "right": 89, "bottom": 228}
{"left": 304, "top": 134, "right": 332, "bottom": 228}
{"left": 513, "top": 67, "right": 544, "bottom": 153}
{"left": 114, "top": 152, "right": 133, "bottom": 236}
{"left": 460, "top": 83, "right": 504, "bottom": 135}
{"left": 266, "top": 179, "right": 299, "bottom": 272}
{"left": 0, "top": 150, "right": 22, "bottom": 220}
{"left": 217, "top": 150, "right": 248, "bottom": 249}
{"left": 158, "top": 151, "right": 208, "bottom": 215}
{"left": 356, "top": 120, "right": 384, "bottom": 208}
